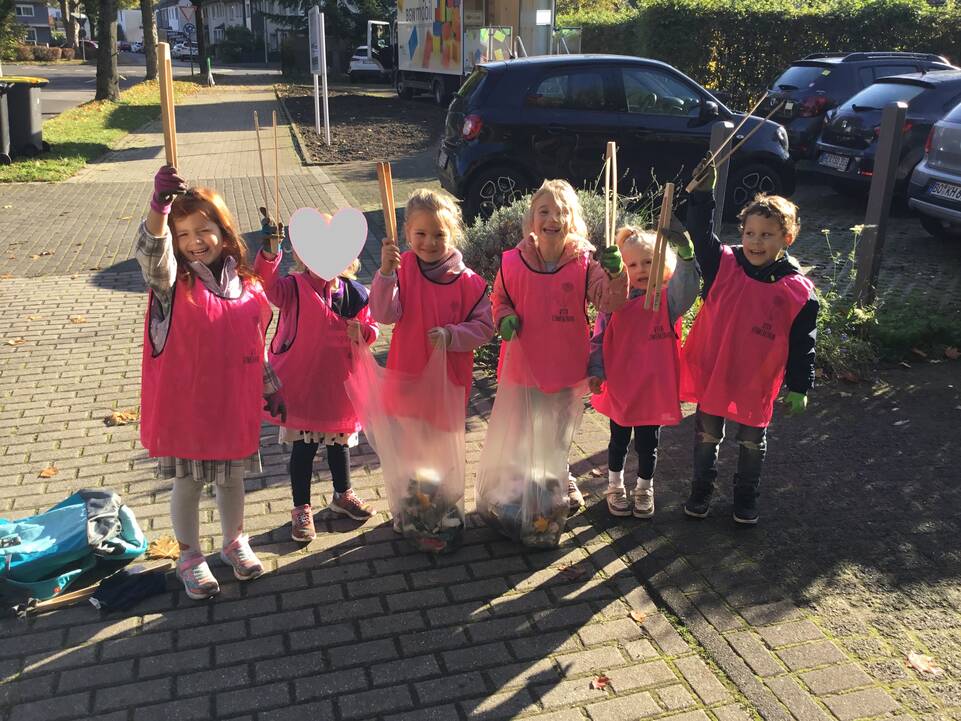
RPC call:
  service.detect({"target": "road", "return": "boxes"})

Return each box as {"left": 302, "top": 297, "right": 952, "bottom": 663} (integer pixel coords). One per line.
{"left": 3, "top": 54, "right": 280, "bottom": 118}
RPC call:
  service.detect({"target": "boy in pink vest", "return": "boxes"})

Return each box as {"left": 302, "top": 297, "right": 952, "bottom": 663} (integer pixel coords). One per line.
{"left": 491, "top": 179, "right": 628, "bottom": 509}
{"left": 680, "top": 158, "right": 819, "bottom": 524}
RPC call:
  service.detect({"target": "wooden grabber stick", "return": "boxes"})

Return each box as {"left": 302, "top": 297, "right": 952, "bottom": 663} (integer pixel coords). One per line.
{"left": 645, "top": 182, "right": 675, "bottom": 311}
{"left": 376, "top": 162, "right": 397, "bottom": 244}
{"left": 269, "top": 110, "right": 284, "bottom": 253}
{"left": 157, "top": 42, "right": 178, "bottom": 168}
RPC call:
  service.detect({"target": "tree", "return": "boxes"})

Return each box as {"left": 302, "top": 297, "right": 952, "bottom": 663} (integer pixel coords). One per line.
{"left": 140, "top": 0, "right": 157, "bottom": 80}
{"left": 95, "top": 0, "right": 119, "bottom": 100}
{"left": 57, "top": 0, "right": 81, "bottom": 48}
{"left": 190, "top": 0, "right": 207, "bottom": 66}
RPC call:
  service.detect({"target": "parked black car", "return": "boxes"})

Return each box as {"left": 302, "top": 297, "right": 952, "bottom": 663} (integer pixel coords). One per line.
{"left": 813, "top": 70, "right": 961, "bottom": 195}
{"left": 438, "top": 55, "right": 795, "bottom": 219}
{"left": 763, "top": 52, "right": 954, "bottom": 160}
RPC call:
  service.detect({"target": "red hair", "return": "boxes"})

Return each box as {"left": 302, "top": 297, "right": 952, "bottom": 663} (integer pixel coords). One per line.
{"left": 169, "top": 187, "right": 260, "bottom": 291}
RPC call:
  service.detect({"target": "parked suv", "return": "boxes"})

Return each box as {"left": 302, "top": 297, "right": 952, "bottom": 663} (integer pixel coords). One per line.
{"left": 439, "top": 55, "right": 794, "bottom": 219}
{"left": 763, "top": 52, "right": 954, "bottom": 160}
{"left": 813, "top": 70, "right": 961, "bottom": 195}
{"left": 908, "top": 98, "right": 961, "bottom": 240}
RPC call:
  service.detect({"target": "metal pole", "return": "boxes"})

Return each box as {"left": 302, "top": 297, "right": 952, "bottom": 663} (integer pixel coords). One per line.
{"left": 319, "top": 11, "right": 330, "bottom": 146}
{"left": 709, "top": 120, "right": 734, "bottom": 230}
{"left": 313, "top": 73, "right": 321, "bottom": 134}
{"left": 854, "top": 101, "right": 907, "bottom": 306}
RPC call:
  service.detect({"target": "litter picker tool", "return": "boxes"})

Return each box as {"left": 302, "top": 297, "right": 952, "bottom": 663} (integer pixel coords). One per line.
{"left": 604, "top": 141, "right": 618, "bottom": 248}
{"left": 645, "top": 182, "right": 675, "bottom": 312}
{"left": 376, "top": 162, "right": 398, "bottom": 245}
{"left": 157, "top": 42, "right": 178, "bottom": 168}
{"left": 253, "top": 111, "right": 270, "bottom": 223}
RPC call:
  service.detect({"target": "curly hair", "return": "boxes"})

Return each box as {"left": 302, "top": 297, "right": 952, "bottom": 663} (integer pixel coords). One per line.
{"left": 737, "top": 194, "right": 800, "bottom": 239}
{"left": 404, "top": 188, "right": 465, "bottom": 248}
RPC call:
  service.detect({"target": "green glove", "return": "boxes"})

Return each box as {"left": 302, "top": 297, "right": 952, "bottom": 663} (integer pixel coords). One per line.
{"left": 784, "top": 391, "right": 807, "bottom": 415}
{"left": 599, "top": 245, "right": 624, "bottom": 276}
{"left": 499, "top": 314, "right": 520, "bottom": 341}
{"left": 666, "top": 213, "right": 695, "bottom": 261}
{"left": 691, "top": 152, "right": 717, "bottom": 193}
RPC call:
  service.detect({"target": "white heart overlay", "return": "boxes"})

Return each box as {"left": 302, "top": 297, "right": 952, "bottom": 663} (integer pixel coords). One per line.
{"left": 287, "top": 207, "right": 368, "bottom": 281}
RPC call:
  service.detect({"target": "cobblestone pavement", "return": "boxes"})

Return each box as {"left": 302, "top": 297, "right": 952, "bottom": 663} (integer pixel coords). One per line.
{"left": 2, "top": 82, "right": 961, "bottom": 721}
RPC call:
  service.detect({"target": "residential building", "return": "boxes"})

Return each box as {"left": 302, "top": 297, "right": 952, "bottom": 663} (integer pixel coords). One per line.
{"left": 155, "top": 0, "right": 195, "bottom": 40}
{"left": 13, "top": 0, "right": 53, "bottom": 45}
{"left": 118, "top": 9, "right": 144, "bottom": 43}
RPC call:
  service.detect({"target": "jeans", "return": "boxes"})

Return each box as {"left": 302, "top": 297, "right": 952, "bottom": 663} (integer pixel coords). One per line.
{"left": 608, "top": 421, "right": 660, "bottom": 479}
{"left": 692, "top": 408, "right": 766, "bottom": 490}
{"left": 289, "top": 441, "right": 351, "bottom": 507}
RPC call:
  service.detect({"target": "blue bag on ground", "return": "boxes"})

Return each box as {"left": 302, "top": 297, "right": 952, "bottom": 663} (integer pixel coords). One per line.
{"left": 0, "top": 489, "right": 147, "bottom": 602}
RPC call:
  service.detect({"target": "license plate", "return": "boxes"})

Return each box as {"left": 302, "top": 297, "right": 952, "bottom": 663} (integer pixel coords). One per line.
{"left": 437, "top": 149, "right": 448, "bottom": 169}
{"left": 818, "top": 152, "right": 850, "bottom": 172}
{"left": 928, "top": 180, "right": 961, "bottom": 202}
{"left": 784, "top": 100, "right": 795, "bottom": 112}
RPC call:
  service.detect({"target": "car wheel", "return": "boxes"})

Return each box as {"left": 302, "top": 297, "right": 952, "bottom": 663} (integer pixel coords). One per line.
{"left": 465, "top": 166, "right": 530, "bottom": 221}
{"left": 395, "top": 73, "right": 413, "bottom": 100}
{"left": 432, "top": 78, "right": 446, "bottom": 106}
{"left": 919, "top": 212, "right": 961, "bottom": 241}
{"left": 724, "top": 162, "right": 784, "bottom": 219}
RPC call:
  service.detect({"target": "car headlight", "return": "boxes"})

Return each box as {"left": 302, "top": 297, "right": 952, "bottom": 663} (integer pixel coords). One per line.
{"left": 776, "top": 125, "right": 788, "bottom": 150}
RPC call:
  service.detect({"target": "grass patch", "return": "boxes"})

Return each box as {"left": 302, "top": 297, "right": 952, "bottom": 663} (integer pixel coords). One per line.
{"left": 0, "top": 78, "right": 202, "bottom": 183}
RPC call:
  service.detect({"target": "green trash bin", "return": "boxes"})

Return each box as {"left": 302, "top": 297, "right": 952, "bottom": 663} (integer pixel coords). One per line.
{"left": 4, "top": 76, "right": 49, "bottom": 158}
{"left": 0, "top": 81, "right": 13, "bottom": 164}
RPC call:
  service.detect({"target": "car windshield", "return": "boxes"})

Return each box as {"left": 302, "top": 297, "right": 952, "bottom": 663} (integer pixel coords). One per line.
{"left": 944, "top": 99, "right": 961, "bottom": 122}
{"left": 845, "top": 81, "right": 926, "bottom": 110}
{"left": 772, "top": 63, "right": 832, "bottom": 91}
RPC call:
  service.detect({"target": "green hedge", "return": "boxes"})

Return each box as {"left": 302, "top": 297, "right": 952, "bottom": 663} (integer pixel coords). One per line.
{"left": 559, "top": 0, "right": 961, "bottom": 107}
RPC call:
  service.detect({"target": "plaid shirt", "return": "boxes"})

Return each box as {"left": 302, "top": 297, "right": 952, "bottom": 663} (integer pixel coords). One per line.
{"left": 135, "top": 220, "right": 280, "bottom": 395}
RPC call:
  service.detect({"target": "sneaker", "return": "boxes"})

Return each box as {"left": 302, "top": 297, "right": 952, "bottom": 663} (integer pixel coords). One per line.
{"left": 633, "top": 480, "right": 654, "bottom": 519}
{"left": 567, "top": 476, "right": 584, "bottom": 510}
{"left": 392, "top": 516, "right": 402, "bottom": 534}
{"left": 290, "top": 504, "right": 316, "bottom": 542}
{"left": 683, "top": 483, "right": 713, "bottom": 519}
{"left": 176, "top": 552, "right": 220, "bottom": 600}
{"left": 220, "top": 534, "right": 264, "bottom": 581}
{"left": 329, "top": 489, "right": 374, "bottom": 521}
{"left": 604, "top": 485, "right": 631, "bottom": 517}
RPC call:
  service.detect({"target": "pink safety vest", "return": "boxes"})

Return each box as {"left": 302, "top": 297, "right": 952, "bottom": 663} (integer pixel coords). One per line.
{"left": 497, "top": 248, "right": 590, "bottom": 393}
{"left": 591, "top": 289, "right": 682, "bottom": 427}
{"left": 680, "top": 246, "right": 813, "bottom": 427}
{"left": 140, "top": 277, "right": 271, "bottom": 460}
{"left": 387, "top": 250, "right": 488, "bottom": 400}
{"left": 266, "top": 274, "right": 364, "bottom": 434}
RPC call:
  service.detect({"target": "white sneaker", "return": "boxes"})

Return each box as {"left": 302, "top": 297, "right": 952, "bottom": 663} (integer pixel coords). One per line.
{"left": 633, "top": 478, "right": 654, "bottom": 518}
{"left": 567, "top": 476, "right": 584, "bottom": 510}
{"left": 604, "top": 485, "right": 631, "bottom": 517}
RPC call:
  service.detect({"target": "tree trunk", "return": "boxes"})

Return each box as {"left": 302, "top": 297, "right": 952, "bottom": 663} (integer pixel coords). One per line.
{"left": 140, "top": 0, "right": 157, "bottom": 80}
{"left": 58, "top": 0, "right": 73, "bottom": 47}
{"left": 190, "top": 0, "right": 207, "bottom": 66}
{"left": 95, "top": 0, "right": 119, "bottom": 101}
{"left": 67, "top": 0, "right": 80, "bottom": 47}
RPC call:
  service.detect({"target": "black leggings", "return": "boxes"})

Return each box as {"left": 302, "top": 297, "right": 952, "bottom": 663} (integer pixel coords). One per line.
{"left": 289, "top": 441, "right": 351, "bottom": 507}
{"left": 608, "top": 421, "right": 660, "bottom": 480}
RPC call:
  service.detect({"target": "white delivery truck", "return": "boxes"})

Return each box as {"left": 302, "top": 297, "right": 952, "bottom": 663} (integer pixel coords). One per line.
{"left": 366, "top": 0, "right": 578, "bottom": 105}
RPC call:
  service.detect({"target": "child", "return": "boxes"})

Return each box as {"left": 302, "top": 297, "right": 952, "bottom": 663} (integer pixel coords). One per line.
{"left": 681, "top": 157, "right": 819, "bottom": 524}
{"left": 137, "top": 165, "right": 284, "bottom": 600}
{"left": 255, "top": 243, "right": 379, "bottom": 542}
{"left": 588, "top": 224, "right": 701, "bottom": 518}
{"left": 491, "top": 179, "right": 629, "bottom": 509}
{"left": 370, "top": 188, "right": 495, "bottom": 525}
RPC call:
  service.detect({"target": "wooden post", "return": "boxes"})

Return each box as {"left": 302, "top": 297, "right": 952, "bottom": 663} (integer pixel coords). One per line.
{"left": 157, "top": 42, "right": 177, "bottom": 168}
{"left": 854, "top": 101, "right": 908, "bottom": 306}
{"left": 376, "top": 162, "right": 397, "bottom": 244}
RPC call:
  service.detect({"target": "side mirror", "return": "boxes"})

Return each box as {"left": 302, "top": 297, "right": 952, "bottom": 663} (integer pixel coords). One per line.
{"left": 701, "top": 100, "right": 720, "bottom": 119}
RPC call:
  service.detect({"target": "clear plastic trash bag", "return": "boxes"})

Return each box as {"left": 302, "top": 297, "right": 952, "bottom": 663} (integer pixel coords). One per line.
{"left": 346, "top": 342, "right": 466, "bottom": 553}
{"left": 476, "top": 340, "right": 588, "bottom": 548}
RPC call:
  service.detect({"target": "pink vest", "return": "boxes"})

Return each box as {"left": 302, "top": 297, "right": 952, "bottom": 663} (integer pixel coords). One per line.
{"left": 267, "top": 274, "right": 363, "bottom": 434}
{"left": 497, "top": 248, "right": 590, "bottom": 393}
{"left": 140, "top": 277, "right": 270, "bottom": 460}
{"left": 591, "top": 289, "right": 682, "bottom": 427}
{"left": 387, "top": 250, "right": 488, "bottom": 399}
{"left": 680, "top": 247, "right": 813, "bottom": 427}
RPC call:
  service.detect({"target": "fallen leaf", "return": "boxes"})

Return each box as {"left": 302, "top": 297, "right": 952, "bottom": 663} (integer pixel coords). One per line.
{"left": 559, "top": 563, "right": 587, "bottom": 581}
{"left": 911, "top": 348, "right": 928, "bottom": 359}
{"left": 5, "top": 337, "right": 26, "bottom": 346}
{"left": 69, "top": 315, "right": 86, "bottom": 324}
{"left": 532, "top": 516, "right": 549, "bottom": 533}
{"left": 907, "top": 652, "right": 944, "bottom": 677}
{"left": 629, "top": 610, "right": 647, "bottom": 623}
{"left": 590, "top": 675, "right": 610, "bottom": 690}
{"left": 38, "top": 465, "right": 58, "bottom": 478}
{"left": 147, "top": 535, "right": 179, "bottom": 560}
{"left": 25, "top": 315, "right": 42, "bottom": 321}
{"left": 104, "top": 408, "right": 140, "bottom": 426}
{"left": 946, "top": 347, "right": 960, "bottom": 360}
{"left": 814, "top": 368, "right": 825, "bottom": 379}
{"left": 590, "top": 467, "right": 603, "bottom": 477}
{"left": 839, "top": 371, "right": 861, "bottom": 383}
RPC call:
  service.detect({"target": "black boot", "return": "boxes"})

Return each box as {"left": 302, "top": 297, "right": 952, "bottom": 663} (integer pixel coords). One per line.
{"left": 732, "top": 474, "right": 759, "bottom": 525}
{"left": 683, "top": 480, "right": 713, "bottom": 518}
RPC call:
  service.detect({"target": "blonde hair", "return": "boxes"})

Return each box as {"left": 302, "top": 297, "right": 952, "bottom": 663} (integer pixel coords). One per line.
{"left": 403, "top": 188, "right": 465, "bottom": 248}
{"left": 615, "top": 225, "right": 676, "bottom": 283}
{"left": 738, "top": 194, "right": 800, "bottom": 239}
{"left": 523, "top": 179, "right": 592, "bottom": 253}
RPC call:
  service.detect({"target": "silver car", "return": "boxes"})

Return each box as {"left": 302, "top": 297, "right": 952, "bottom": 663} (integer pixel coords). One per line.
{"left": 908, "top": 100, "right": 961, "bottom": 240}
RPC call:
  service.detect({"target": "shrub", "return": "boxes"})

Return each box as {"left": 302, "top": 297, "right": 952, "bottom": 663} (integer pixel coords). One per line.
{"left": 61, "top": 47, "right": 75, "bottom": 60}
{"left": 15, "top": 45, "right": 33, "bottom": 61}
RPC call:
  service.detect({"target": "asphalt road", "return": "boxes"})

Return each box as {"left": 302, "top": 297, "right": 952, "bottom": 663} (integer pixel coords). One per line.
{"left": 3, "top": 54, "right": 280, "bottom": 118}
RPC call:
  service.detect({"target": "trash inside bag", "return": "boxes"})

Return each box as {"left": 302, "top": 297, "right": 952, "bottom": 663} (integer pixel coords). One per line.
{"left": 346, "top": 343, "right": 466, "bottom": 554}
{"left": 476, "top": 341, "right": 587, "bottom": 548}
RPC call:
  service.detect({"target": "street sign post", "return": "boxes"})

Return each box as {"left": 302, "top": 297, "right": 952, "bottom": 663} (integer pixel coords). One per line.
{"left": 308, "top": 6, "right": 330, "bottom": 146}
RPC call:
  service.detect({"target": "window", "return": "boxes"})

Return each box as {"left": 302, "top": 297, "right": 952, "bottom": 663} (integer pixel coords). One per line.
{"left": 15, "top": 4, "right": 34, "bottom": 16}
{"left": 25, "top": 27, "right": 37, "bottom": 42}
{"left": 872, "top": 64, "right": 918, "bottom": 81}
{"left": 526, "top": 69, "right": 608, "bottom": 111}
{"left": 621, "top": 68, "right": 702, "bottom": 116}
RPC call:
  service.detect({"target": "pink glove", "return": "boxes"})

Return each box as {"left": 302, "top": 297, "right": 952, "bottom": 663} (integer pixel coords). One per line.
{"left": 151, "top": 165, "right": 187, "bottom": 215}
{"left": 263, "top": 389, "right": 287, "bottom": 423}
